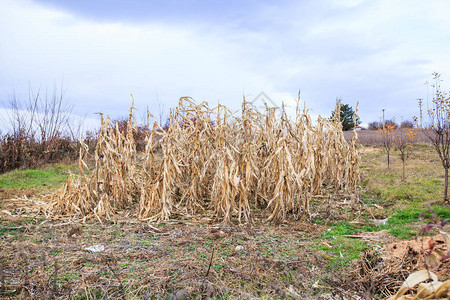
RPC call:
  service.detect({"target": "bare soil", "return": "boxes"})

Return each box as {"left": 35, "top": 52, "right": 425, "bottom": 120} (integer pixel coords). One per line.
{"left": 1, "top": 165, "right": 449, "bottom": 300}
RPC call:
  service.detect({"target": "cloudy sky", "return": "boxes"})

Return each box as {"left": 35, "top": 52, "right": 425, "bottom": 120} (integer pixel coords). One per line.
{"left": 1, "top": 0, "right": 450, "bottom": 129}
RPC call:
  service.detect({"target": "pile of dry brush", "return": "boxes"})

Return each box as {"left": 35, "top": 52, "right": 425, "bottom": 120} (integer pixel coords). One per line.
{"left": 46, "top": 97, "right": 360, "bottom": 223}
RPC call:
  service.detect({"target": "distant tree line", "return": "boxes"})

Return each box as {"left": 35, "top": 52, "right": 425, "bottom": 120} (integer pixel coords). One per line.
{"left": 368, "top": 120, "right": 414, "bottom": 130}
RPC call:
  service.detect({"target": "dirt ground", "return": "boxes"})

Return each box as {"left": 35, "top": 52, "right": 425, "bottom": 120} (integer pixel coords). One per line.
{"left": 1, "top": 214, "right": 338, "bottom": 299}
{"left": 1, "top": 194, "right": 448, "bottom": 299}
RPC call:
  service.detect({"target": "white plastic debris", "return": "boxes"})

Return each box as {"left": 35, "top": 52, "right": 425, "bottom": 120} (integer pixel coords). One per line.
{"left": 373, "top": 218, "right": 389, "bottom": 226}
{"left": 84, "top": 245, "right": 105, "bottom": 253}
{"left": 235, "top": 245, "right": 244, "bottom": 252}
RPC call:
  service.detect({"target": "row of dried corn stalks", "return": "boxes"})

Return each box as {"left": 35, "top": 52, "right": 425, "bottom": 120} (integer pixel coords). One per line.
{"left": 46, "top": 97, "right": 360, "bottom": 223}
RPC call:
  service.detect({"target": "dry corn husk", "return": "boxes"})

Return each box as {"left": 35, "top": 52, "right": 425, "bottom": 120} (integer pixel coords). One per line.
{"left": 387, "top": 270, "right": 450, "bottom": 300}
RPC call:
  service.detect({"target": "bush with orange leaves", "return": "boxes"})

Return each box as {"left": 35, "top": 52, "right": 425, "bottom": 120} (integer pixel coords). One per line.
{"left": 377, "top": 121, "right": 397, "bottom": 169}
{"left": 394, "top": 127, "right": 416, "bottom": 180}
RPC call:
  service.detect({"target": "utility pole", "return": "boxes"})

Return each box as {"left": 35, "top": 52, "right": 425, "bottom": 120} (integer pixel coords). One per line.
{"left": 382, "top": 109, "right": 385, "bottom": 130}
{"left": 418, "top": 98, "right": 423, "bottom": 128}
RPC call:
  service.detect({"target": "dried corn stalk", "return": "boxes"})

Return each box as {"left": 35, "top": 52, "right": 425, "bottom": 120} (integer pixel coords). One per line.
{"left": 48, "top": 97, "right": 360, "bottom": 223}
{"left": 47, "top": 104, "right": 140, "bottom": 221}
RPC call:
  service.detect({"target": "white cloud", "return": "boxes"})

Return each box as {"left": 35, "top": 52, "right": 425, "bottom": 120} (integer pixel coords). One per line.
{"left": 1, "top": 0, "right": 450, "bottom": 127}
{"left": 0, "top": 0, "right": 269, "bottom": 117}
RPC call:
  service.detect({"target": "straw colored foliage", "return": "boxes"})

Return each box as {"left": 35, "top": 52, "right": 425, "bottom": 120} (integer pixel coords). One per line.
{"left": 46, "top": 97, "right": 360, "bottom": 223}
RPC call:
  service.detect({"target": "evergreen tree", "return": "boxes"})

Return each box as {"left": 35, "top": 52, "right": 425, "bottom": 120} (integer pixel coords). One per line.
{"left": 330, "top": 103, "right": 361, "bottom": 131}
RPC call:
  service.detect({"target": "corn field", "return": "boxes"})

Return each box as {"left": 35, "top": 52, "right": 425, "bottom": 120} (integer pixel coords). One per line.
{"left": 46, "top": 97, "right": 360, "bottom": 223}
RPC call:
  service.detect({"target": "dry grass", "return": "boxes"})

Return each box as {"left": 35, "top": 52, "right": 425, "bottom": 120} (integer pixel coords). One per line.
{"left": 46, "top": 98, "right": 360, "bottom": 224}
{"left": 344, "top": 129, "right": 433, "bottom": 145}
{"left": 0, "top": 215, "right": 355, "bottom": 299}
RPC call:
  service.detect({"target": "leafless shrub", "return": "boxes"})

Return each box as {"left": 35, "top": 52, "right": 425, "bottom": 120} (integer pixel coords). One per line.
{"left": 0, "top": 84, "right": 82, "bottom": 172}
{"left": 400, "top": 120, "right": 414, "bottom": 129}
{"left": 423, "top": 72, "right": 450, "bottom": 203}
{"left": 368, "top": 121, "right": 382, "bottom": 130}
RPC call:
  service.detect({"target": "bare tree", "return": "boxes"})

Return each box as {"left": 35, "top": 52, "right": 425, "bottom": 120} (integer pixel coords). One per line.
{"left": 394, "top": 126, "right": 416, "bottom": 180}
{"left": 156, "top": 100, "right": 166, "bottom": 127}
{"left": 424, "top": 72, "right": 450, "bottom": 203}
{"left": 377, "top": 120, "right": 396, "bottom": 169}
{"left": 1, "top": 90, "right": 31, "bottom": 137}
{"left": 1, "top": 83, "right": 74, "bottom": 142}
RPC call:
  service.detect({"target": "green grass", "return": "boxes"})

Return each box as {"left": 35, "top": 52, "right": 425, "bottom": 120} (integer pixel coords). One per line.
{"left": 387, "top": 226, "right": 416, "bottom": 240}
{"left": 387, "top": 205, "right": 449, "bottom": 226}
{"left": 322, "top": 222, "right": 358, "bottom": 239}
{"left": 432, "top": 205, "right": 450, "bottom": 219}
{"left": 361, "top": 145, "right": 444, "bottom": 205}
{"left": 329, "top": 237, "right": 368, "bottom": 269}
{"left": 322, "top": 203, "right": 450, "bottom": 241}
{"left": 358, "top": 145, "right": 450, "bottom": 241}
{"left": 365, "top": 175, "right": 442, "bottom": 203}
{"left": 315, "top": 235, "right": 368, "bottom": 269}
{"left": 0, "top": 163, "right": 78, "bottom": 191}
{"left": 383, "top": 205, "right": 450, "bottom": 239}
{"left": 388, "top": 208, "right": 424, "bottom": 224}
{"left": 320, "top": 222, "right": 370, "bottom": 269}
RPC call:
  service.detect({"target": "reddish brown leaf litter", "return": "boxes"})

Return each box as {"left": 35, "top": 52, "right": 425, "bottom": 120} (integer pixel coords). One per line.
{"left": 384, "top": 234, "right": 449, "bottom": 278}
{"left": 350, "top": 233, "right": 449, "bottom": 298}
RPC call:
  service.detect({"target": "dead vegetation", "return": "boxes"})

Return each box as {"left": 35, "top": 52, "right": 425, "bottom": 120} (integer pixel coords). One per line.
{"left": 45, "top": 97, "right": 360, "bottom": 223}
{"left": 347, "top": 231, "right": 450, "bottom": 299}
{"left": 0, "top": 216, "right": 352, "bottom": 299}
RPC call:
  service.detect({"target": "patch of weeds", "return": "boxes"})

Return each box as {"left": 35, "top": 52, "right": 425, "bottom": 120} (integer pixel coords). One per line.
{"left": 388, "top": 205, "right": 449, "bottom": 225}
{"left": 280, "top": 271, "right": 295, "bottom": 283}
{"left": 322, "top": 222, "right": 357, "bottom": 238}
{"left": 354, "top": 205, "right": 448, "bottom": 240}
{"left": 430, "top": 205, "right": 450, "bottom": 219}
{"left": 10, "top": 235, "right": 29, "bottom": 241}
{"left": 74, "top": 288, "right": 104, "bottom": 300}
{"left": 361, "top": 195, "right": 385, "bottom": 205}
{"left": 57, "top": 272, "right": 78, "bottom": 283}
{"left": 0, "top": 227, "right": 20, "bottom": 235}
{"left": 359, "top": 223, "right": 416, "bottom": 240}
{"left": 218, "top": 246, "right": 232, "bottom": 257}
{"left": 316, "top": 245, "right": 331, "bottom": 252}
{"left": 213, "top": 264, "right": 224, "bottom": 272}
{"left": 328, "top": 236, "right": 368, "bottom": 269}
{"left": 49, "top": 249, "right": 62, "bottom": 256}
{"left": 382, "top": 185, "right": 417, "bottom": 201}
{"left": 312, "top": 219, "right": 325, "bottom": 224}
{"left": 388, "top": 208, "right": 422, "bottom": 225}
{"left": 314, "top": 234, "right": 368, "bottom": 270}
{"left": 388, "top": 225, "right": 416, "bottom": 240}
